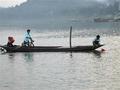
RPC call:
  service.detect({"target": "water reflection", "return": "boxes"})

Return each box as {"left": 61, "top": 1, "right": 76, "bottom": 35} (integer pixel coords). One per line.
{"left": 8, "top": 53, "right": 15, "bottom": 60}
{"left": 69, "top": 51, "right": 103, "bottom": 59}
{"left": 24, "top": 53, "right": 34, "bottom": 62}
{"left": 92, "top": 50, "right": 102, "bottom": 58}
{"left": 69, "top": 52, "right": 73, "bottom": 58}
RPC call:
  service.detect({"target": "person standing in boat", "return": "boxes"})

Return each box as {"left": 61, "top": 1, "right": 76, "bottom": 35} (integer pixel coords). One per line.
{"left": 7, "top": 36, "right": 15, "bottom": 47}
{"left": 93, "top": 35, "right": 100, "bottom": 46}
{"left": 22, "top": 29, "right": 34, "bottom": 46}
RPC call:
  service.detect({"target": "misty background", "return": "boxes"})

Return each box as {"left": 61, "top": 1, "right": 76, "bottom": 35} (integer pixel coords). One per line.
{"left": 0, "top": 0, "right": 119, "bottom": 30}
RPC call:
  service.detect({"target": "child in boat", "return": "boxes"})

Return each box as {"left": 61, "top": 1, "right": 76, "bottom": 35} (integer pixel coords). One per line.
{"left": 93, "top": 35, "right": 100, "bottom": 46}
{"left": 7, "top": 36, "right": 15, "bottom": 47}
{"left": 22, "top": 29, "right": 34, "bottom": 46}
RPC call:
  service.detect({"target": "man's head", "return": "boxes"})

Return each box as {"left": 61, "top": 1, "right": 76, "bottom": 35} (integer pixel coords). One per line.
{"left": 96, "top": 35, "right": 100, "bottom": 39}
{"left": 27, "top": 29, "right": 30, "bottom": 33}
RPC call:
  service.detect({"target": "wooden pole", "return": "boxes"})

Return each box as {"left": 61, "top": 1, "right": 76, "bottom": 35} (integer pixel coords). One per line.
{"left": 70, "top": 26, "right": 72, "bottom": 48}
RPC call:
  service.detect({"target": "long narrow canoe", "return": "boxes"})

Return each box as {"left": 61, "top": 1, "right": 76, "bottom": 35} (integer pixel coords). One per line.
{"left": 0, "top": 45, "right": 104, "bottom": 52}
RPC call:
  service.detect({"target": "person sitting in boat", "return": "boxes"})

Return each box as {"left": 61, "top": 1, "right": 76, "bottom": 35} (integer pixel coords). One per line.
{"left": 7, "top": 36, "right": 15, "bottom": 47}
{"left": 22, "top": 29, "right": 34, "bottom": 46}
{"left": 93, "top": 35, "right": 100, "bottom": 46}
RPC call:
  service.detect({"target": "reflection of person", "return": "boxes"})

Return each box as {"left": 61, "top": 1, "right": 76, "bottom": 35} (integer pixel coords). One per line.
{"left": 93, "top": 35, "right": 100, "bottom": 46}
{"left": 22, "top": 29, "right": 34, "bottom": 46}
{"left": 24, "top": 53, "right": 33, "bottom": 62}
{"left": 7, "top": 36, "right": 15, "bottom": 47}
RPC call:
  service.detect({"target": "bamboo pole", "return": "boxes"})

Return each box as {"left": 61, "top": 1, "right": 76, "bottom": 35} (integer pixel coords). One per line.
{"left": 70, "top": 26, "right": 72, "bottom": 48}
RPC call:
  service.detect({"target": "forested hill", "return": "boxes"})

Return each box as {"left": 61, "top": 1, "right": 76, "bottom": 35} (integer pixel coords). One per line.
{"left": 0, "top": 0, "right": 113, "bottom": 29}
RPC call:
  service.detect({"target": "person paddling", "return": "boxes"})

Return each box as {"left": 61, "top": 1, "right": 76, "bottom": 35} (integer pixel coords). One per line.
{"left": 7, "top": 36, "right": 15, "bottom": 47}
{"left": 22, "top": 29, "right": 34, "bottom": 46}
{"left": 93, "top": 35, "right": 100, "bottom": 46}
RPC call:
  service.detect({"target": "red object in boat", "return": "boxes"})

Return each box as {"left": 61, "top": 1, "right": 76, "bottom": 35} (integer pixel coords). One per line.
{"left": 8, "top": 36, "right": 15, "bottom": 43}
{"left": 101, "top": 48, "right": 106, "bottom": 52}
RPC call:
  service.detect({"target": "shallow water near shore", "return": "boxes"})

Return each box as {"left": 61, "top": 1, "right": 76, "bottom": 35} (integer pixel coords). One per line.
{"left": 0, "top": 28, "right": 120, "bottom": 90}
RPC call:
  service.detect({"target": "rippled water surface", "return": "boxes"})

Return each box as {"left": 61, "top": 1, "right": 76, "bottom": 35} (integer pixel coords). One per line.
{"left": 0, "top": 28, "right": 120, "bottom": 90}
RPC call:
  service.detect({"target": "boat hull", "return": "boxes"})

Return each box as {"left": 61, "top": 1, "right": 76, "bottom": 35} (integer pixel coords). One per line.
{"left": 0, "top": 45, "right": 104, "bottom": 53}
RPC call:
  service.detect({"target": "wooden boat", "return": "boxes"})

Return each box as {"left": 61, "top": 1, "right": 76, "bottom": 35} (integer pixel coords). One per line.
{"left": 0, "top": 27, "right": 104, "bottom": 53}
{"left": 0, "top": 45, "right": 104, "bottom": 53}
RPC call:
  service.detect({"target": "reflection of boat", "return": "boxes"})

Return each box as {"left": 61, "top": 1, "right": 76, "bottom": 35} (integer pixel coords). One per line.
{"left": 0, "top": 45, "right": 104, "bottom": 53}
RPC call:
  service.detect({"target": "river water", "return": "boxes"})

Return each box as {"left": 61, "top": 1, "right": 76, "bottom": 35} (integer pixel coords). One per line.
{"left": 0, "top": 26, "right": 120, "bottom": 90}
